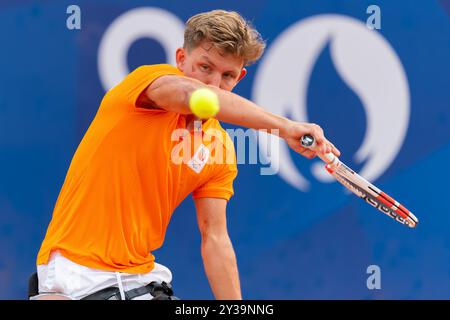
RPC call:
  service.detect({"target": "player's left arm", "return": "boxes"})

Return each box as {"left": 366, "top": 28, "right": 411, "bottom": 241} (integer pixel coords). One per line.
{"left": 194, "top": 197, "right": 242, "bottom": 300}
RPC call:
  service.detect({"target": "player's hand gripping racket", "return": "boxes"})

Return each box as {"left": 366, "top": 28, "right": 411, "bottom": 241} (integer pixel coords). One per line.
{"left": 301, "top": 134, "right": 418, "bottom": 228}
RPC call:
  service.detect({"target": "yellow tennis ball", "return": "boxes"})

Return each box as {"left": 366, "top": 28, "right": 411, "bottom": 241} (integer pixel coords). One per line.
{"left": 189, "top": 88, "right": 220, "bottom": 119}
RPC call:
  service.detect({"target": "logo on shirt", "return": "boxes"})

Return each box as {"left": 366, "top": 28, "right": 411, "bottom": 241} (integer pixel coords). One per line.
{"left": 187, "top": 144, "right": 210, "bottom": 174}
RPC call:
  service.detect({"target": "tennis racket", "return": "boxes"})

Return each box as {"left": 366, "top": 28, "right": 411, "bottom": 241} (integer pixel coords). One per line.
{"left": 301, "top": 134, "right": 418, "bottom": 228}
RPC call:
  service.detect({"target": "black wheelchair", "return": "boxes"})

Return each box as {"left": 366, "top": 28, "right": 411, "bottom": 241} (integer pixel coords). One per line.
{"left": 27, "top": 272, "right": 179, "bottom": 300}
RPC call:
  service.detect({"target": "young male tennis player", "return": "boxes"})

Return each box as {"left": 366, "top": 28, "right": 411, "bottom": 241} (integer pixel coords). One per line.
{"left": 33, "top": 9, "right": 340, "bottom": 300}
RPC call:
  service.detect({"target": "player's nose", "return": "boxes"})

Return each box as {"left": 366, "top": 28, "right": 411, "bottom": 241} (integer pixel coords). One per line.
{"left": 205, "top": 73, "right": 221, "bottom": 87}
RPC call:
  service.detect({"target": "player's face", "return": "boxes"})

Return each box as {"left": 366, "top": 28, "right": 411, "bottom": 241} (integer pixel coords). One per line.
{"left": 176, "top": 41, "right": 246, "bottom": 91}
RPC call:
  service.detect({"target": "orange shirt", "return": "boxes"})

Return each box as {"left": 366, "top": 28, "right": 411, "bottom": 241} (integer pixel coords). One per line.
{"left": 37, "top": 64, "right": 238, "bottom": 274}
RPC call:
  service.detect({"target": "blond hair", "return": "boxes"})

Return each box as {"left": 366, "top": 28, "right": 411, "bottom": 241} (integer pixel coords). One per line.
{"left": 184, "top": 10, "right": 266, "bottom": 66}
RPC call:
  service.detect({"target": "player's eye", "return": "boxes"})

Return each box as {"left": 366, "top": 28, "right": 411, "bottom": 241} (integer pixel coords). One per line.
{"left": 200, "top": 64, "right": 210, "bottom": 72}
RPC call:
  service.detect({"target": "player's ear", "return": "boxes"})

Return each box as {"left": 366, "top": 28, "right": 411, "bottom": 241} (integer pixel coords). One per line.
{"left": 176, "top": 47, "right": 186, "bottom": 71}
{"left": 237, "top": 68, "right": 247, "bottom": 83}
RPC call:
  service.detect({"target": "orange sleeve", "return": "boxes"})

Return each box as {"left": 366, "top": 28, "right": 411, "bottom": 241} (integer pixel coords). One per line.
{"left": 108, "top": 64, "right": 183, "bottom": 108}
{"left": 192, "top": 163, "right": 238, "bottom": 201}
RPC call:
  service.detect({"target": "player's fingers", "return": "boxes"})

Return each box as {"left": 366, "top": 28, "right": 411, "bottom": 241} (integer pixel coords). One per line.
{"left": 323, "top": 139, "right": 340, "bottom": 156}
{"left": 299, "top": 148, "right": 316, "bottom": 159}
{"left": 310, "top": 124, "right": 324, "bottom": 141}
{"left": 308, "top": 124, "right": 327, "bottom": 153}
{"left": 295, "top": 144, "right": 309, "bottom": 155}
{"left": 323, "top": 139, "right": 333, "bottom": 154}
{"left": 330, "top": 142, "right": 341, "bottom": 157}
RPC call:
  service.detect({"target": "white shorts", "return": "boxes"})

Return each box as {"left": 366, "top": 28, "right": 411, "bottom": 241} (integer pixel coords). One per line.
{"left": 31, "top": 251, "right": 173, "bottom": 300}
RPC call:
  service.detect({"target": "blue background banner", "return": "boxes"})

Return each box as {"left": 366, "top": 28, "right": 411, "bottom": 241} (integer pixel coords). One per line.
{"left": 1, "top": 0, "right": 449, "bottom": 299}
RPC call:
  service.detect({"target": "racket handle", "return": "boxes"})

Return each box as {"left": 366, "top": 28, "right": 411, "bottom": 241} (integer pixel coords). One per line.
{"left": 300, "top": 134, "right": 337, "bottom": 164}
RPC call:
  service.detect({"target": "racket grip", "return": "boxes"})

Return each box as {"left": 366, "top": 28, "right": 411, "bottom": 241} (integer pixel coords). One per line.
{"left": 300, "top": 134, "right": 337, "bottom": 164}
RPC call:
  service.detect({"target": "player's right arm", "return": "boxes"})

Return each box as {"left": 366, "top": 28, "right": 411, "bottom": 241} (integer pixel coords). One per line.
{"left": 140, "top": 75, "right": 340, "bottom": 160}
{"left": 194, "top": 197, "right": 242, "bottom": 300}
